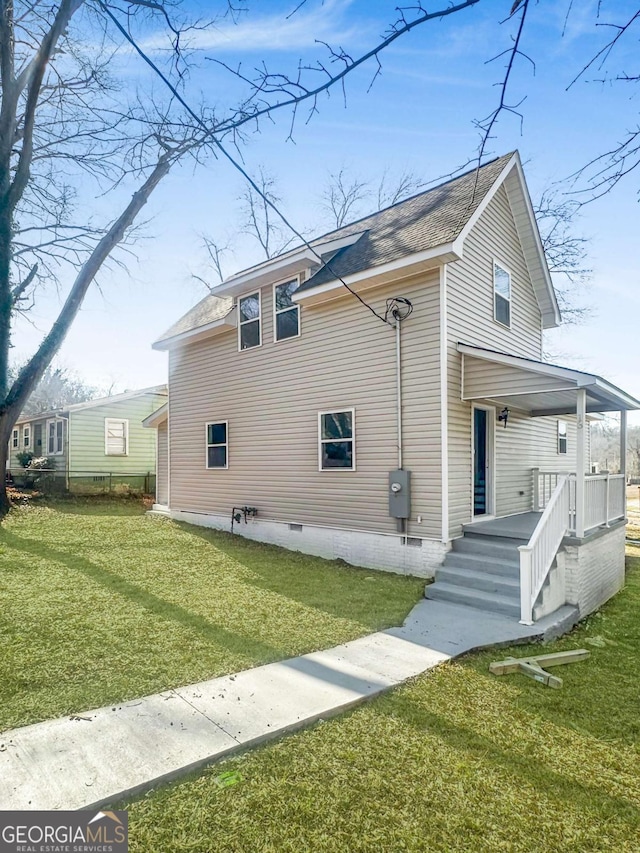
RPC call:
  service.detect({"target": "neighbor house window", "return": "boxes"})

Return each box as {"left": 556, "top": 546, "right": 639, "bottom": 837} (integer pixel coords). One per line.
{"left": 206, "top": 422, "right": 228, "bottom": 468}
{"left": 23, "top": 425, "right": 30, "bottom": 448}
{"left": 238, "top": 292, "right": 261, "bottom": 350}
{"left": 12, "top": 428, "right": 19, "bottom": 448}
{"left": 274, "top": 279, "right": 300, "bottom": 341}
{"left": 105, "top": 418, "right": 129, "bottom": 456}
{"left": 47, "top": 419, "right": 64, "bottom": 455}
{"left": 557, "top": 420, "right": 568, "bottom": 455}
{"left": 493, "top": 261, "right": 511, "bottom": 327}
{"left": 319, "top": 409, "right": 355, "bottom": 470}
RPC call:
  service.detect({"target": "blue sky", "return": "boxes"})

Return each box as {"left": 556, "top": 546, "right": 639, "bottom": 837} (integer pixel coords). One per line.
{"left": 14, "top": 0, "right": 640, "bottom": 418}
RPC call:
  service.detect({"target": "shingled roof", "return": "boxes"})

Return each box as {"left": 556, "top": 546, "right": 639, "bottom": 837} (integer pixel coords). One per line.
{"left": 155, "top": 152, "right": 540, "bottom": 347}
{"left": 298, "top": 152, "right": 514, "bottom": 291}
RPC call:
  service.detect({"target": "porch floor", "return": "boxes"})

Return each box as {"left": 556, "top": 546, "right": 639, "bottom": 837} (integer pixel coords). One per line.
{"left": 463, "top": 512, "right": 542, "bottom": 540}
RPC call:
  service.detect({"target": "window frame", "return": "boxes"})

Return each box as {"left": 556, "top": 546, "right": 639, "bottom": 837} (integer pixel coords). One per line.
{"left": 273, "top": 276, "right": 301, "bottom": 343}
{"left": 492, "top": 259, "right": 512, "bottom": 329}
{"left": 12, "top": 428, "right": 19, "bottom": 449}
{"left": 318, "top": 408, "right": 356, "bottom": 472}
{"left": 104, "top": 418, "right": 129, "bottom": 456}
{"left": 205, "top": 420, "right": 229, "bottom": 470}
{"left": 237, "top": 290, "right": 262, "bottom": 351}
{"left": 46, "top": 418, "right": 65, "bottom": 456}
{"left": 557, "top": 419, "right": 568, "bottom": 455}
{"left": 23, "top": 424, "right": 31, "bottom": 448}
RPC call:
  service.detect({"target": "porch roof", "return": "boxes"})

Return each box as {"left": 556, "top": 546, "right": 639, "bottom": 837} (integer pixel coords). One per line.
{"left": 458, "top": 343, "right": 640, "bottom": 415}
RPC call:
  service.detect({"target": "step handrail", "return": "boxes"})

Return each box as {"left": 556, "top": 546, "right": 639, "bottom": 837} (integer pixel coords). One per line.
{"left": 518, "top": 475, "right": 571, "bottom": 625}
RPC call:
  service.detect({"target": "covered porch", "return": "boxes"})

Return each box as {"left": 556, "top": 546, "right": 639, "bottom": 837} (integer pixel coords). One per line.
{"left": 457, "top": 343, "right": 640, "bottom": 624}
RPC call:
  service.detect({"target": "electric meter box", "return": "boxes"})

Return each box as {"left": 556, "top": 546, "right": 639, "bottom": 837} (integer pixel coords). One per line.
{"left": 388, "top": 469, "right": 411, "bottom": 518}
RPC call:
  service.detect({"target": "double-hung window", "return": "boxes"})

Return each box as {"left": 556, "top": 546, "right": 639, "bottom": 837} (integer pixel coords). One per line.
{"left": 105, "top": 418, "right": 129, "bottom": 455}
{"left": 319, "top": 409, "right": 355, "bottom": 470}
{"left": 47, "top": 419, "right": 64, "bottom": 455}
{"left": 23, "top": 425, "right": 30, "bottom": 448}
{"left": 239, "top": 292, "right": 261, "bottom": 350}
{"left": 206, "top": 422, "right": 228, "bottom": 468}
{"left": 274, "top": 279, "right": 300, "bottom": 341}
{"left": 12, "top": 428, "right": 19, "bottom": 448}
{"left": 557, "top": 420, "right": 568, "bottom": 455}
{"left": 493, "top": 261, "right": 511, "bottom": 327}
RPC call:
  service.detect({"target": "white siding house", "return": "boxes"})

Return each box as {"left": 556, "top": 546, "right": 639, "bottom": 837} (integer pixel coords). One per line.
{"left": 152, "top": 152, "right": 639, "bottom": 624}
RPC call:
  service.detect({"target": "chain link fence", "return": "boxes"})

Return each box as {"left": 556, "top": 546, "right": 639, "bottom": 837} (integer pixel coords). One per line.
{"left": 6, "top": 468, "right": 156, "bottom": 496}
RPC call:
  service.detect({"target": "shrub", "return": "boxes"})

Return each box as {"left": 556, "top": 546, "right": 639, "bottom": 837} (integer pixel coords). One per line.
{"left": 16, "top": 450, "right": 34, "bottom": 468}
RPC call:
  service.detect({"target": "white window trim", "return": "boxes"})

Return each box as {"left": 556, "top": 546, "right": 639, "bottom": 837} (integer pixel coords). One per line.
{"left": 237, "top": 290, "right": 262, "bottom": 351}
{"left": 12, "top": 428, "right": 19, "bottom": 449}
{"left": 23, "top": 424, "right": 31, "bottom": 448}
{"left": 273, "top": 276, "right": 301, "bottom": 343}
{"left": 205, "top": 420, "right": 229, "bottom": 469}
{"left": 318, "top": 408, "right": 356, "bottom": 472}
{"left": 104, "top": 418, "right": 129, "bottom": 456}
{"left": 557, "top": 419, "right": 568, "bottom": 455}
{"left": 46, "top": 418, "right": 65, "bottom": 456}
{"left": 492, "top": 258, "right": 512, "bottom": 329}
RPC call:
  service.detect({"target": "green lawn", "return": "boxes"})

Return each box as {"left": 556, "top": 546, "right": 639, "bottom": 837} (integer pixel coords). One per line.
{"left": 123, "top": 551, "right": 640, "bottom": 853}
{"left": 0, "top": 500, "right": 423, "bottom": 731}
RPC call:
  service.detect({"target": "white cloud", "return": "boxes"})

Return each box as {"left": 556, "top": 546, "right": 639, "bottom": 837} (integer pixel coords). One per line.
{"left": 141, "top": 0, "right": 361, "bottom": 55}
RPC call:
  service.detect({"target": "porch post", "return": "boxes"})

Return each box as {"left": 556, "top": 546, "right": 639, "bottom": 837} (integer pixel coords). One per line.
{"left": 575, "top": 388, "right": 587, "bottom": 538}
{"left": 620, "top": 409, "right": 627, "bottom": 483}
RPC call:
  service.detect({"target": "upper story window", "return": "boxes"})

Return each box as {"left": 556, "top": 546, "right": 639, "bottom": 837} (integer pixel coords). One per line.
{"left": 239, "top": 292, "right": 261, "bottom": 350}
{"left": 557, "top": 420, "right": 568, "bottom": 455}
{"left": 12, "top": 428, "right": 19, "bottom": 448}
{"left": 47, "top": 419, "right": 64, "bottom": 455}
{"left": 105, "top": 418, "right": 129, "bottom": 456}
{"left": 23, "top": 425, "right": 30, "bottom": 448}
{"left": 206, "top": 421, "right": 228, "bottom": 468}
{"left": 493, "top": 261, "right": 511, "bottom": 328}
{"left": 319, "top": 409, "right": 355, "bottom": 470}
{"left": 274, "top": 279, "right": 300, "bottom": 341}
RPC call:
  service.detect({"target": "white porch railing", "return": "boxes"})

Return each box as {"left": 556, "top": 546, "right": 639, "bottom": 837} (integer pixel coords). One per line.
{"left": 521, "top": 470, "right": 627, "bottom": 623}
{"left": 532, "top": 469, "right": 625, "bottom": 533}
{"left": 519, "top": 476, "right": 571, "bottom": 625}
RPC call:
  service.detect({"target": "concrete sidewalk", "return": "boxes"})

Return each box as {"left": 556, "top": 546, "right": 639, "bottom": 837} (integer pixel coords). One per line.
{"left": 0, "top": 600, "right": 578, "bottom": 811}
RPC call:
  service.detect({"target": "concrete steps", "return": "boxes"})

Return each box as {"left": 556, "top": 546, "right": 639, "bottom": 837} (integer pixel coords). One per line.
{"left": 425, "top": 521, "right": 533, "bottom": 618}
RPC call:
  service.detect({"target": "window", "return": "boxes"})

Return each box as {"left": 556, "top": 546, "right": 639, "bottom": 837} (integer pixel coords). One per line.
{"left": 206, "top": 422, "right": 228, "bottom": 468}
{"left": 319, "top": 409, "right": 355, "bottom": 470}
{"left": 493, "top": 261, "right": 511, "bottom": 327}
{"left": 274, "top": 279, "right": 300, "bottom": 341}
{"left": 105, "top": 418, "right": 129, "bottom": 456}
{"left": 557, "top": 420, "right": 568, "bottom": 455}
{"left": 238, "top": 292, "right": 261, "bottom": 350}
{"left": 47, "top": 419, "right": 64, "bottom": 455}
{"left": 12, "top": 428, "right": 19, "bottom": 448}
{"left": 23, "top": 425, "right": 30, "bottom": 448}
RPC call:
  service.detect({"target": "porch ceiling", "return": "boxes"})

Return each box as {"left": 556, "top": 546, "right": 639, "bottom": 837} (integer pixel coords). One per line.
{"left": 458, "top": 343, "right": 640, "bottom": 416}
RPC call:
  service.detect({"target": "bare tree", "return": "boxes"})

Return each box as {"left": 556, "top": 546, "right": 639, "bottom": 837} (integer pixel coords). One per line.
{"left": 239, "top": 166, "right": 295, "bottom": 260}
{"left": 320, "top": 169, "right": 371, "bottom": 229}
{"left": 8, "top": 363, "right": 98, "bottom": 415}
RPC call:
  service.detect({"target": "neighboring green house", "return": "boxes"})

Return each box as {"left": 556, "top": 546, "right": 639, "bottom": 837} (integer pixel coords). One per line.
{"left": 8, "top": 385, "right": 167, "bottom": 493}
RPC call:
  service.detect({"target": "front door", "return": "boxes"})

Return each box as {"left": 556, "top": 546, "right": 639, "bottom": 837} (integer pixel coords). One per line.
{"left": 473, "top": 406, "right": 493, "bottom": 516}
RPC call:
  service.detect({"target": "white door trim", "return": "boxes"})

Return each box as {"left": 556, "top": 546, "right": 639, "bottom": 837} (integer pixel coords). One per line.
{"left": 471, "top": 403, "right": 496, "bottom": 519}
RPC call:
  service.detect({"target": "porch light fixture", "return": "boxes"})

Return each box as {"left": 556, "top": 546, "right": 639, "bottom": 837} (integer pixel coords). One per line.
{"left": 498, "top": 407, "right": 510, "bottom": 428}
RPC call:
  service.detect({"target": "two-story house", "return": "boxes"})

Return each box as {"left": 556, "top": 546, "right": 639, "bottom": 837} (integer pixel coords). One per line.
{"left": 150, "top": 152, "right": 639, "bottom": 624}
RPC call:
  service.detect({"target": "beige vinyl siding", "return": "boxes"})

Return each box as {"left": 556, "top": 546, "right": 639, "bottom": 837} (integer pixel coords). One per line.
{"left": 446, "top": 185, "right": 545, "bottom": 537}
{"left": 494, "top": 411, "right": 585, "bottom": 517}
{"left": 69, "top": 394, "right": 165, "bottom": 474}
{"left": 462, "top": 359, "right": 575, "bottom": 399}
{"left": 157, "top": 421, "right": 169, "bottom": 505}
{"left": 168, "top": 272, "right": 442, "bottom": 538}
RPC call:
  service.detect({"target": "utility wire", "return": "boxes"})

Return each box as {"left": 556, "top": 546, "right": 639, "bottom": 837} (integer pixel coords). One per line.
{"left": 100, "top": 2, "right": 396, "bottom": 328}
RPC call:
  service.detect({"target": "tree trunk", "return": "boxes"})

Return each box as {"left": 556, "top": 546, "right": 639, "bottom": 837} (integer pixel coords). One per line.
{"left": 0, "top": 410, "right": 15, "bottom": 517}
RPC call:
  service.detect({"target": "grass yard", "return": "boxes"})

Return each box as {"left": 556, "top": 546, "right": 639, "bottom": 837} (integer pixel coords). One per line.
{"left": 122, "top": 550, "right": 640, "bottom": 852}
{"left": 0, "top": 500, "right": 423, "bottom": 732}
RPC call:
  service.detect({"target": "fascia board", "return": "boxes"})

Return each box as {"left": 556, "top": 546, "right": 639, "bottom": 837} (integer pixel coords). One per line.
{"left": 153, "top": 313, "right": 237, "bottom": 351}
{"left": 293, "top": 242, "right": 460, "bottom": 305}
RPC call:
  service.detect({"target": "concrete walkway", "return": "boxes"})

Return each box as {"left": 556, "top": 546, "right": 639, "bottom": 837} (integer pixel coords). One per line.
{"left": 0, "top": 600, "right": 578, "bottom": 811}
